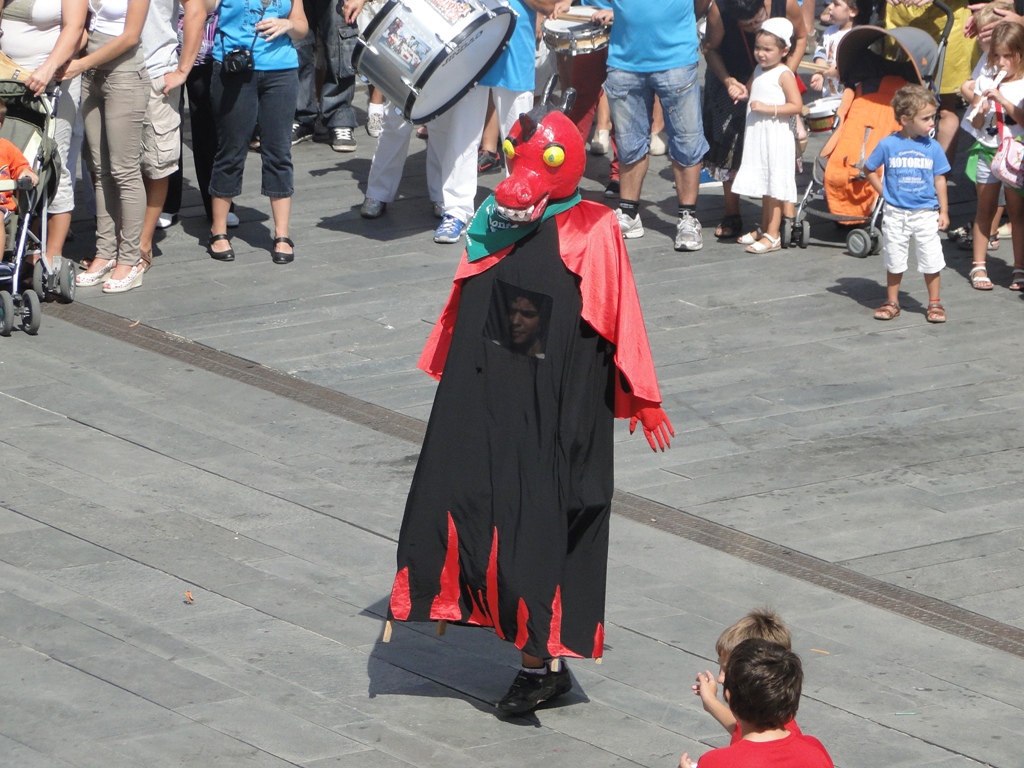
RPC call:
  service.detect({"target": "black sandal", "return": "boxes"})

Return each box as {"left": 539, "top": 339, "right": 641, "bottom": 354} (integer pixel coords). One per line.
{"left": 272, "top": 236, "right": 294, "bottom": 264}
{"left": 715, "top": 214, "right": 743, "bottom": 240}
{"left": 207, "top": 233, "right": 235, "bottom": 262}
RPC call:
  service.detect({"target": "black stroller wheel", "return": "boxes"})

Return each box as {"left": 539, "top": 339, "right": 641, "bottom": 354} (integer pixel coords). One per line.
{"left": 799, "top": 220, "right": 810, "bottom": 249}
{"left": 58, "top": 259, "right": 76, "bottom": 303}
{"left": 0, "top": 291, "right": 14, "bottom": 336}
{"left": 21, "top": 290, "right": 41, "bottom": 335}
{"left": 32, "top": 259, "right": 46, "bottom": 299}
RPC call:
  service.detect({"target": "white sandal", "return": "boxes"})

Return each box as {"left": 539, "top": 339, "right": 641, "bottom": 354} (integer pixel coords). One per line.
{"left": 969, "top": 264, "right": 994, "bottom": 291}
{"left": 745, "top": 233, "right": 781, "bottom": 253}
{"left": 737, "top": 228, "right": 763, "bottom": 245}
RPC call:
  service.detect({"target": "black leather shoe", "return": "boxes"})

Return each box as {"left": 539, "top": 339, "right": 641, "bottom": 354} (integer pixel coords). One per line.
{"left": 496, "top": 664, "right": 571, "bottom": 715}
{"left": 272, "top": 236, "right": 294, "bottom": 264}
{"left": 207, "top": 233, "right": 234, "bottom": 262}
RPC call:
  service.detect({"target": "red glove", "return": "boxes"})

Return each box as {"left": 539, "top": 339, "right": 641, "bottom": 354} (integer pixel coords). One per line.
{"left": 629, "top": 407, "right": 674, "bottom": 452}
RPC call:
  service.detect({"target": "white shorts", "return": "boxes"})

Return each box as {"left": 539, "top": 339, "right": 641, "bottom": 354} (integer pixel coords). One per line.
{"left": 882, "top": 203, "right": 946, "bottom": 275}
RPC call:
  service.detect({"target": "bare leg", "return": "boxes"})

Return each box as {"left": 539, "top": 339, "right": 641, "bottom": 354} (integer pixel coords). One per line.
{"left": 140, "top": 175, "right": 169, "bottom": 268}
{"left": 802, "top": 0, "right": 817, "bottom": 46}
{"left": 481, "top": 91, "right": 500, "bottom": 155}
{"left": 620, "top": 155, "right": 650, "bottom": 201}
{"left": 885, "top": 270, "right": 903, "bottom": 306}
{"left": 764, "top": 196, "right": 784, "bottom": 239}
{"left": 270, "top": 196, "right": 293, "bottom": 254}
{"left": 924, "top": 271, "right": 941, "bottom": 303}
{"left": 673, "top": 160, "right": 700, "bottom": 206}
{"left": 651, "top": 95, "right": 664, "bottom": 135}
{"left": 209, "top": 195, "right": 234, "bottom": 255}
{"left": 595, "top": 90, "right": 611, "bottom": 133}
{"left": 936, "top": 95, "right": 960, "bottom": 166}
{"left": 44, "top": 212, "right": 72, "bottom": 266}
{"left": 972, "top": 183, "right": 1000, "bottom": 281}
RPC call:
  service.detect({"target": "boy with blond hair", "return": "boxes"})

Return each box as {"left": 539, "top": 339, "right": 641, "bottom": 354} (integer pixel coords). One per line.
{"left": 681, "top": 639, "right": 833, "bottom": 768}
{"left": 865, "top": 84, "right": 950, "bottom": 323}
{"left": 693, "top": 608, "right": 803, "bottom": 742}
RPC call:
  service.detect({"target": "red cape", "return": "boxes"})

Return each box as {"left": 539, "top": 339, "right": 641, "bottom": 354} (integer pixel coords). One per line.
{"left": 418, "top": 200, "right": 662, "bottom": 418}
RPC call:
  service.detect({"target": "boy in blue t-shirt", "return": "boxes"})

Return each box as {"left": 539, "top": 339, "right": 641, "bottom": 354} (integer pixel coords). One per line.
{"left": 865, "top": 85, "right": 951, "bottom": 323}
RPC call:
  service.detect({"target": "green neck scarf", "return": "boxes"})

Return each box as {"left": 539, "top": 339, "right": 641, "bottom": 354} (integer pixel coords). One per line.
{"left": 465, "top": 191, "right": 582, "bottom": 262}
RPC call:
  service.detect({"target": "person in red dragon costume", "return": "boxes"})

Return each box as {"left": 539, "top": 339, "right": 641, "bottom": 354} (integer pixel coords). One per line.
{"left": 385, "top": 89, "right": 674, "bottom": 717}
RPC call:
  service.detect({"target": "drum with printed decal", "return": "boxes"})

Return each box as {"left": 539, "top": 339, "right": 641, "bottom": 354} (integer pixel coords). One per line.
{"left": 354, "top": 0, "right": 516, "bottom": 124}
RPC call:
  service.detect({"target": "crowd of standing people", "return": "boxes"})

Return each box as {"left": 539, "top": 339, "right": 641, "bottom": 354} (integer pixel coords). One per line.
{"left": 2, "top": 0, "right": 1024, "bottom": 312}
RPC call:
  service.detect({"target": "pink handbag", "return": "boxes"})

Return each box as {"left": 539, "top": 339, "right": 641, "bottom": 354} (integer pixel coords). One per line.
{"left": 991, "top": 102, "right": 1024, "bottom": 189}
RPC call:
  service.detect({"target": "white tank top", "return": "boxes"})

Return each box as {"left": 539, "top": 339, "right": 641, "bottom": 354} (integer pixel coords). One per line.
{"left": 89, "top": 0, "right": 132, "bottom": 36}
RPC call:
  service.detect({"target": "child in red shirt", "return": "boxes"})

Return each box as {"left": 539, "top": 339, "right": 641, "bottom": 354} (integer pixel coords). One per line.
{"left": 693, "top": 608, "right": 803, "bottom": 743}
{"left": 681, "top": 639, "right": 833, "bottom": 768}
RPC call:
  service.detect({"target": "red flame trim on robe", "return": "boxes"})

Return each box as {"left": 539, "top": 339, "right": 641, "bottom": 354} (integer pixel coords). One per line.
{"left": 546, "top": 585, "right": 584, "bottom": 659}
{"left": 390, "top": 567, "right": 411, "bottom": 621}
{"left": 487, "top": 527, "right": 504, "bottom": 639}
{"left": 515, "top": 598, "right": 530, "bottom": 650}
{"left": 593, "top": 622, "right": 605, "bottom": 659}
{"left": 430, "top": 512, "right": 463, "bottom": 621}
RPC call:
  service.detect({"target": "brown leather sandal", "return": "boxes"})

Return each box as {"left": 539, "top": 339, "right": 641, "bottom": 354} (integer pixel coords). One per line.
{"left": 926, "top": 301, "right": 946, "bottom": 324}
{"left": 873, "top": 301, "right": 900, "bottom": 320}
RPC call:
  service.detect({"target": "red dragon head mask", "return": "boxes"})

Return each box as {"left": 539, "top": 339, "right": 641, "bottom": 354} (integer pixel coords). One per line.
{"left": 493, "top": 94, "right": 585, "bottom": 225}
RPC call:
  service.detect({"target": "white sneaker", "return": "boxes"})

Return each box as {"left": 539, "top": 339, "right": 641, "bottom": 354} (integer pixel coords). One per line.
{"left": 226, "top": 212, "right": 240, "bottom": 228}
{"left": 615, "top": 209, "right": 644, "bottom": 239}
{"left": 590, "top": 129, "right": 611, "bottom": 156}
{"left": 649, "top": 132, "right": 667, "bottom": 156}
{"left": 366, "top": 110, "right": 385, "bottom": 138}
{"left": 674, "top": 211, "right": 703, "bottom": 251}
{"left": 156, "top": 213, "right": 177, "bottom": 229}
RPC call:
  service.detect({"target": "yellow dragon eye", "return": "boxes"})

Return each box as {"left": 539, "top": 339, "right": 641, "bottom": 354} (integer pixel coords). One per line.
{"left": 542, "top": 144, "right": 566, "bottom": 167}
{"left": 502, "top": 139, "right": 516, "bottom": 159}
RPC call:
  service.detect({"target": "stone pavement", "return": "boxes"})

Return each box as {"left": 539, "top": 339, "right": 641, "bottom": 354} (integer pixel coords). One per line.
{"left": 0, "top": 105, "right": 1022, "bottom": 767}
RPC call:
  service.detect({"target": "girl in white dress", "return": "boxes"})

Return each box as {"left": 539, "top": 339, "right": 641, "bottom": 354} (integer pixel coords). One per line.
{"left": 731, "top": 17, "right": 803, "bottom": 253}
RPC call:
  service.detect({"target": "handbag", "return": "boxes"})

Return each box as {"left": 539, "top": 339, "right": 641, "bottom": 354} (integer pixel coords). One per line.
{"left": 990, "top": 102, "right": 1024, "bottom": 189}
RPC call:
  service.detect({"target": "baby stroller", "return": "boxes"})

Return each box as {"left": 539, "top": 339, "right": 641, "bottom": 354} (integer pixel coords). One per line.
{"left": 0, "top": 78, "right": 69, "bottom": 336}
{"left": 787, "top": 1, "right": 953, "bottom": 255}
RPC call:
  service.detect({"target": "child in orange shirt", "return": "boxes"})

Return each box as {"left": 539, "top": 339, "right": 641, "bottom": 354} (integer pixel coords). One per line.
{"left": 1, "top": 98, "right": 39, "bottom": 250}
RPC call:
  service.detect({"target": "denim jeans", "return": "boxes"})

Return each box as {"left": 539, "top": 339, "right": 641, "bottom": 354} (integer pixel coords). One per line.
{"left": 210, "top": 64, "right": 298, "bottom": 199}
{"left": 295, "top": 0, "right": 358, "bottom": 130}
{"left": 604, "top": 63, "right": 709, "bottom": 168}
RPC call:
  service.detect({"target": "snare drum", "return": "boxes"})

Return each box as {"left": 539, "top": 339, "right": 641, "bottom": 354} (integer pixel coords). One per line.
{"left": 805, "top": 97, "right": 843, "bottom": 133}
{"left": 542, "top": 6, "right": 610, "bottom": 55}
{"left": 354, "top": 0, "right": 515, "bottom": 125}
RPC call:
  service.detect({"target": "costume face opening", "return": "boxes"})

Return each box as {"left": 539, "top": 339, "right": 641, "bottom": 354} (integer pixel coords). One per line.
{"left": 485, "top": 280, "right": 553, "bottom": 359}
